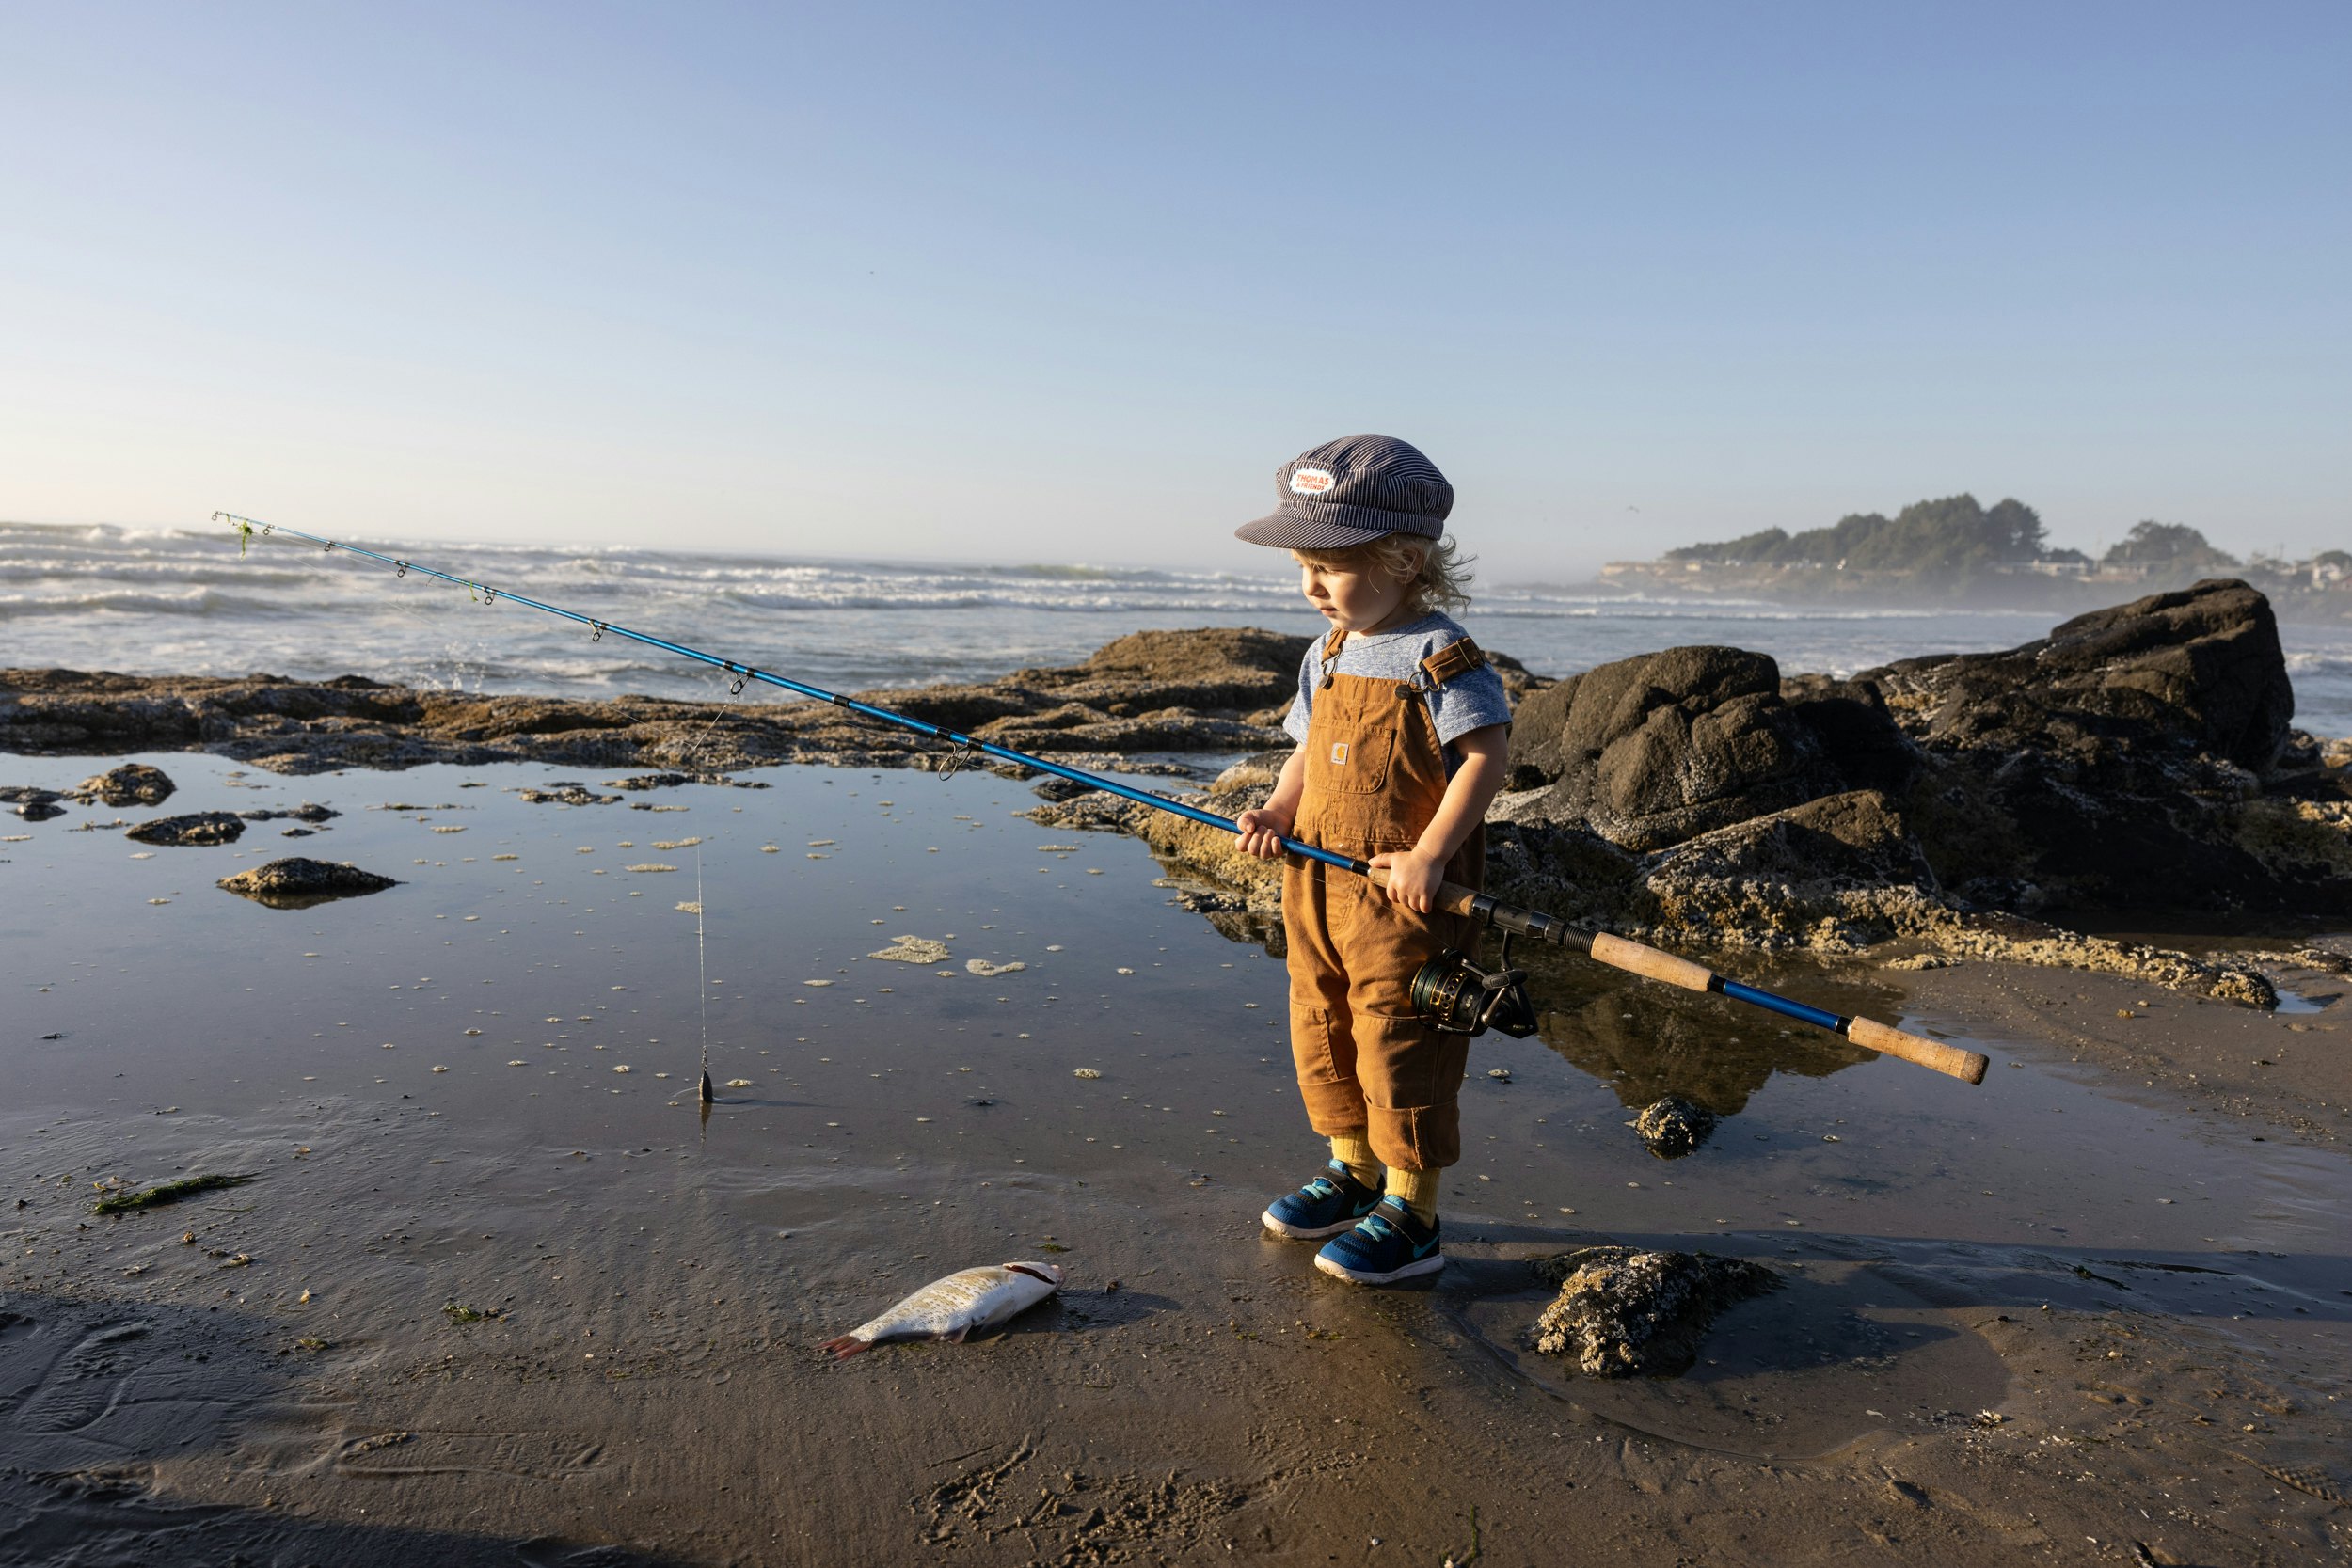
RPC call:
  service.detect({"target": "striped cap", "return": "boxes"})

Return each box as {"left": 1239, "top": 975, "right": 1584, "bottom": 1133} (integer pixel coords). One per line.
{"left": 1234, "top": 434, "right": 1454, "bottom": 550}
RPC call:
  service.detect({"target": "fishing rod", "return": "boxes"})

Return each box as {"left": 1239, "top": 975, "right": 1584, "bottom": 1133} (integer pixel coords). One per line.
{"left": 221, "top": 512, "right": 1989, "bottom": 1086}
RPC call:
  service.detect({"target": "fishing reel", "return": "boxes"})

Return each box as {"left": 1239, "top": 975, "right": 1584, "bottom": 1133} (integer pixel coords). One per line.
{"left": 1408, "top": 929, "right": 1538, "bottom": 1039}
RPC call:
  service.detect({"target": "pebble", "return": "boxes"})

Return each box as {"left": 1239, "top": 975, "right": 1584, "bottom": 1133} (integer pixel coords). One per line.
{"left": 1073, "top": 1068, "right": 1103, "bottom": 1079}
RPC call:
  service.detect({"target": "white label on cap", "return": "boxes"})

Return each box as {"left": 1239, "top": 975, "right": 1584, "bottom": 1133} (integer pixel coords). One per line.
{"left": 1289, "top": 467, "right": 1336, "bottom": 496}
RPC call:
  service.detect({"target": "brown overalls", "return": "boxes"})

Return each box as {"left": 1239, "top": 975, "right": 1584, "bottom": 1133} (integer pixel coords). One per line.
{"left": 1283, "top": 631, "right": 1492, "bottom": 1173}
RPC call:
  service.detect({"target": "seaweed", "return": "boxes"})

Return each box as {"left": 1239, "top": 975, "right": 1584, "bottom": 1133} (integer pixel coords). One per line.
{"left": 91, "top": 1173, "right": 255, "bottom": 1214}
{"left": 442, "top": 1300, "right": 505, "bottom": 1324}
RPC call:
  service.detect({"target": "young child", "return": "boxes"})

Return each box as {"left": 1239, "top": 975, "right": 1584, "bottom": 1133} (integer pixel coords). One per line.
{"left": 1232, "top": 435, "right": 1512, "bottom": 1285}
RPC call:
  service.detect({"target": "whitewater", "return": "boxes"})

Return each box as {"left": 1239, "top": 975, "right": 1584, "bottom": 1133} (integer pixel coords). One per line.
{"left": 7, "top": 520, "right": 2350, "bottom": 737}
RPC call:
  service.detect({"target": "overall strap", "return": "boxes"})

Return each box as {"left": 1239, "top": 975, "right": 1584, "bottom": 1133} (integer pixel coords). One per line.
{"left": 1317, "top": 627, "right": 1348, "bottom": 684}
{"left": 1419, "top": 636, "right": 1488, "bottom": 689}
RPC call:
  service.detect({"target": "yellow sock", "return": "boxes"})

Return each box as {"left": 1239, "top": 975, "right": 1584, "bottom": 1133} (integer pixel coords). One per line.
{"left": 1327, "top": 1132, "right": 1379, "bottom": 1190}
{"left": 1385, "top": 1166, "right": 1440, "bottom": 1227}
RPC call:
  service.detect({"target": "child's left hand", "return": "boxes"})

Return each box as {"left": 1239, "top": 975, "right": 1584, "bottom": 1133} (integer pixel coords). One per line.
{"left": 1367, "top": 847, "right": 1446, "bottom": 912}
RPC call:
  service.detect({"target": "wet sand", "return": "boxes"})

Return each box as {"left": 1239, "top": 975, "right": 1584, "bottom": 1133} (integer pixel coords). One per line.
{"left": 4, "top": 753, "right": 2348, "bottom": 1566}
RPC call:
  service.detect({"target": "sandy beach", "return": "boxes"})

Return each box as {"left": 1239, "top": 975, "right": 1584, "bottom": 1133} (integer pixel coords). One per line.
{"left": 3, "top": 742, "right": 2346, "bottom": 1567}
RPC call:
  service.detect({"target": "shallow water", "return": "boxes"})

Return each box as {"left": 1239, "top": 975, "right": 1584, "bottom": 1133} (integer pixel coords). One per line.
{"left": 8, "top": 753, "right": 2344, "bottom": 1266}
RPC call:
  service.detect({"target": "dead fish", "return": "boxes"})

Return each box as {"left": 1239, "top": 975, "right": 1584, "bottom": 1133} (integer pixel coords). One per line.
{"left": 820, "top": 1261, "right": 1063, "bottom": 1359}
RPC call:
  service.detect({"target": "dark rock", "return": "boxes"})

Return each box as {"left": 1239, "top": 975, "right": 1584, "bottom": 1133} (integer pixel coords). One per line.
{"left": 125, "top": 812, "right": 245, "bottom": 847}
{"left": 216, "top": 857, "right": 399, "bottom": 907}
{"left": 280, "top": 827, "right": 315, "bottom": 837}
{"left": 1865, "top": 579, "right": 2334, "bottom": 913}
{"left": 66, "top": 762, "right": 176, "bottom": 806}
{"left": 235, "top": 803, "right": 338, "bottom": 822}
{"left": 1502, "top": 646, "right": 1837, "bottom": 852}
{"left": 1528, "top": 1247, "right": 1781, "bottom": 1377}
{"left": 3, "top": 786, "right": 66, "bottom": 821}
{"left": 1778, "top": 676, "right": 1921, "bottom": 798}
{"left": 1630, "top": 1096, "right": 1718, "bottom": 1158}
{"left": 1872, "top": 577, "right": 2293, "bottom": 771}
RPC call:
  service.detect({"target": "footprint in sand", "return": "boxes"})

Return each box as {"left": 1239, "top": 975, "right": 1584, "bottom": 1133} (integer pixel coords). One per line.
{"left": 15, "top": 1321, "right": 150, "bottom": 1434}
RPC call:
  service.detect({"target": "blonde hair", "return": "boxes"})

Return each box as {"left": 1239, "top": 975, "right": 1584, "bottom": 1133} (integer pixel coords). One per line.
{"left": 1295, "top": 534, "right": 1474, "bottom": 616}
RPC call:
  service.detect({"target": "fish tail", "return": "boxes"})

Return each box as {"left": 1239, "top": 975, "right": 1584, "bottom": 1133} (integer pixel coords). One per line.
{"left": 818, "top": 1335, "right": 870, "bottom": 1360}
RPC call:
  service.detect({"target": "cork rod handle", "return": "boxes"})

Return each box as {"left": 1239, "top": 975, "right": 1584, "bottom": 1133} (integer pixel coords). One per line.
{"left": 1588, "top": 932, "right": 1716, "bottom": 992}
{"left": 1846, "top": 1017, "right": 1991, "bottom": 1085}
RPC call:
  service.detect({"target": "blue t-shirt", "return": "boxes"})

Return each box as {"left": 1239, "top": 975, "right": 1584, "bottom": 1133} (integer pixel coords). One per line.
{"left": 1282, "top": 611, "right": 1513, "bottom": 771}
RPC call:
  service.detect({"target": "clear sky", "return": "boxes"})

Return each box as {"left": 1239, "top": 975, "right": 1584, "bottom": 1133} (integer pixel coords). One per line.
{"left": 2, "top": 2, "right": 2344, "bottom": 578}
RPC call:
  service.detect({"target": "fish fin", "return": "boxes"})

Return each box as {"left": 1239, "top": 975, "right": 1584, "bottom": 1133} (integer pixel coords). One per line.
{"left": 818, "top": 1335, "right": 870, "bottom": 1360}
{"left": 946, "top": 1323, "right": 971, "bottom": 1343}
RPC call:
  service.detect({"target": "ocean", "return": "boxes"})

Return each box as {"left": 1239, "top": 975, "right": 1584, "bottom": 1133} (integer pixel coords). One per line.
{"left": 8, "top": 519, "right": 2352, "bottom": 737}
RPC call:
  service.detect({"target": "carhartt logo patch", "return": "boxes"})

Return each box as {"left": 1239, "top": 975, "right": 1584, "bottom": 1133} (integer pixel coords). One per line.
{"left": 1330, "top": 741, "right": 1350, "bottom": 766}
{"left": 1289, "top": 466, "right": 1336, "bottom": 496}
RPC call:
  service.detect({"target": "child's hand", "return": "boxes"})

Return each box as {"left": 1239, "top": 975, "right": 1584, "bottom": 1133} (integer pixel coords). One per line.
{"left": 1234, "top": 806, "right": 1295, "bottom": 861}
{"left": 1368, "top": 847, "right": 1446, "bottom": 911}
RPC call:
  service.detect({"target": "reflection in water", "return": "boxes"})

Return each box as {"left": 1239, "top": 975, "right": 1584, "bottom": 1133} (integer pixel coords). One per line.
{"left": 1518, "top": 944, "right": 1884, "bottom": 1117}
{"left": 1185, "top": 871, "right": 1905, "bottom": 1131}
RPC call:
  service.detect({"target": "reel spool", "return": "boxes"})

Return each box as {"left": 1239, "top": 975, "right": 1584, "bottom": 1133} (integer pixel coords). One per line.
{"left": 1408, "top": 929, "right": 1538, "bottom": 1039}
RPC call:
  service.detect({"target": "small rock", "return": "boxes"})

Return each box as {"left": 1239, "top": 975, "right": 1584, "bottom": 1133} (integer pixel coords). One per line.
{"left": 1528, "top": 1246, "right": 1780, "bottom": 1377}
{"left": 870, "top": 936, "right": 950, "bottom": 964}
{"left": 128, "top": 812, "right": 246, "bottom": 847}
{"left": 1631, "top": 1096, "right": 1718, "bottom": 1159}
{"left": 67, "top": 763, "right": 176, "bottom": 806}
{"left": 216, "top": 857, "right": 400, "bottom": 907}
{"left": 518, "top": 786, "right": 622, "bottom": 805}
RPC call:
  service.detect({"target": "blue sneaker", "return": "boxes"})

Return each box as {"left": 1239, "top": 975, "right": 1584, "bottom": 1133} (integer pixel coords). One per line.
{"left": 1314, "top": 1196, "right": 1443, "bottom": 1285}
{"left": 1261, "top": 1159, "right": 1384, "bottom": 1240}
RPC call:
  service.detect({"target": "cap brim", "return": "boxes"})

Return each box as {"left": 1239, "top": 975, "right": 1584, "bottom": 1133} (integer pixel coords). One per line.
{"left": 1234, "top": 513, "right": 1401, "bottom": 550}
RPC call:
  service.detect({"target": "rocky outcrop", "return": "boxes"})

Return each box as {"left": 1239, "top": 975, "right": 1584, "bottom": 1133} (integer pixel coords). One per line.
{"left": 0, "top": 628, "right": 1311, "bottom": 775}
{"left": 125, "top": 811, "right": 245, "bottom": 847}
{"left": 1487, "top": 580, "right": 2352, "bottom": 946}
{"left": 1529, "top": 1248, "right": 1781, "bottom": 1377}
{"left": 1865, "top": 582, "right": 2331, "bottom": 913}
{"left": 217, "top": 857, "right": 399, "bottom": 907}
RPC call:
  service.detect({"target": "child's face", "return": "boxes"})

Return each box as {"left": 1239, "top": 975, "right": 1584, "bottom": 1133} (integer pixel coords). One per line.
{"left": 1292, "top": 550, "right": 1410, "bottom": 634}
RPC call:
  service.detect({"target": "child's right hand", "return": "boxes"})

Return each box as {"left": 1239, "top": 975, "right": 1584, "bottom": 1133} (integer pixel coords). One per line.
{"left": 1234, "top": 807, "right": 1294, "bottom": 861}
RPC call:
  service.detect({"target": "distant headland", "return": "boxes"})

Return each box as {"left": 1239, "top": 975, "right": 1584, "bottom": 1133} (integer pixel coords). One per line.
{"left": 1595, "top": 494, "right": 2350, "bottom": 620}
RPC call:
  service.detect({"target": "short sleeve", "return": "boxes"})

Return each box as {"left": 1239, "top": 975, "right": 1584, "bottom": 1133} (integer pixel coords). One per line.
{"left": 1282, "top": 644, "right": 1316, "bottom": 744}
{"left": 1426, "top": 660, "right": 1511, "bottom": 748}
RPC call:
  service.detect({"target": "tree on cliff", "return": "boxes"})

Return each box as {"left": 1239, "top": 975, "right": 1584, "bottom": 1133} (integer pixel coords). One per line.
{"left": 2102, "top": 521, "right": 2238, "bottom": 572}
{"left": 1664, "top": 494, "right": 2047, "bottom": 581}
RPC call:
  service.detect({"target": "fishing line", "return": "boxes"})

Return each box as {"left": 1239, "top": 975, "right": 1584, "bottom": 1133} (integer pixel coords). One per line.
{"left": 221, "top": 512, "right": 1990, "bottom": 1085}
{"left": 695, "top": 842, "right": 713, "bottom": 1105}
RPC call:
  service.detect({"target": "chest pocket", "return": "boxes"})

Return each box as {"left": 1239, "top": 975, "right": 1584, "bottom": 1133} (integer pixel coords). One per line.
{"left": 1306, "top": 714, "right": 1394, "bottom": 795}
